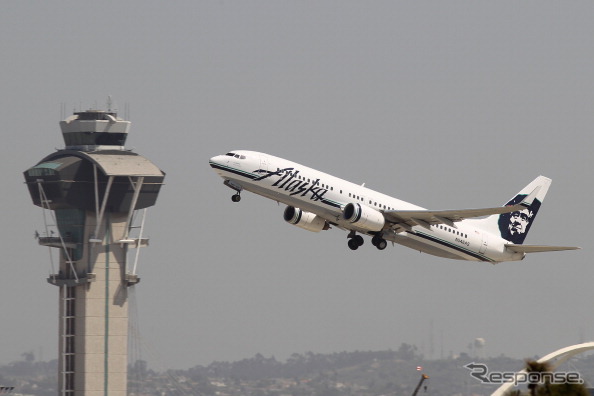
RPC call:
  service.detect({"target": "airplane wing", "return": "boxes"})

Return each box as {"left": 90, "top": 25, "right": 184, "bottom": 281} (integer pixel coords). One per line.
{"left": 382, "top": 186, "right": 540, "bottom": 232}
{"left": 505, "top": 244, "right": 581, "bottom": 253}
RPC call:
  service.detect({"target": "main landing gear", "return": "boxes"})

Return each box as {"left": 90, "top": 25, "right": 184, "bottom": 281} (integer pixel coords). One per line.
{"left": 372, "top": 234, "right": 388, "bottom": 250}
{"left": 347, "top": 232, "right": 388, "bottom": 251}
{"left": 347, "top": 233, "right": 364, "bottom": 250}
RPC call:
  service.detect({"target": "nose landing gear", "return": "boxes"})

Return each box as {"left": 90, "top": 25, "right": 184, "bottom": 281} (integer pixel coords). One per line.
{"left": 224, "top": 180, "right": 243, "bottom": 203}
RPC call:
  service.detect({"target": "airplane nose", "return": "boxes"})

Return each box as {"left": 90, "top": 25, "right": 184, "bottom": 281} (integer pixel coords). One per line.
{"left": 209, "top": 155, "right": 222, "bottom": 167}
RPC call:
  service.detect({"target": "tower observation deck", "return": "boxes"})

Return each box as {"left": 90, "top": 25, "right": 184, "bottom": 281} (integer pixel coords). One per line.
{"left": 23, "top": 108, "right": 165, "bottom": 396}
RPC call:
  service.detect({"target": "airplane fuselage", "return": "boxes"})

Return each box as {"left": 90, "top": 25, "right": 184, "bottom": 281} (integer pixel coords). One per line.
{"left": 210, "top": 150, "right": 528, "bottom": 263}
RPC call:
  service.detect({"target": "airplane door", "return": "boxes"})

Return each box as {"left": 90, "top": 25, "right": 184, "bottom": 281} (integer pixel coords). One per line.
{"left": 260, "top": 155, "right": 269, "bottom": 172}
{"left": 479, "top": 232, "right": 489, "bottom": 254}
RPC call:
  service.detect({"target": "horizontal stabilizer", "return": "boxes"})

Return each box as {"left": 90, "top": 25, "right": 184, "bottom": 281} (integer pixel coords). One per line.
{"left": 505, "top": 244, "right": 581, "bottom": 254}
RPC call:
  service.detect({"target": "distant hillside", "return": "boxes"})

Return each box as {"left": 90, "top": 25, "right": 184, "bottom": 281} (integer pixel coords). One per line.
{"left": 4, "top": 345, "right": 594, "bottom": 395}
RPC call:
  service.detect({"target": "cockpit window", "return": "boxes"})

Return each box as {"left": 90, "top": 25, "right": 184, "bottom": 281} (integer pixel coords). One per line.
{"left": 226, "top": 152, "right": 246, "bottom": 159}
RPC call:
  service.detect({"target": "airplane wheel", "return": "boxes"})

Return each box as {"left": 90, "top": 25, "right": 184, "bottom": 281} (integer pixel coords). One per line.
{"left": 348, "top": 239, "right": 359, "bottom": 250}
{"left": 376, "top": 239, "right": 387, "bottom": 250}
{"left": 371, "top": 235, "right": 380, "bottom": 247}
{"left": 231, "top": 194, "right": 241, "bottom": 202}
{"left": 354, "top": 235, "right": 364, "bottom": 246}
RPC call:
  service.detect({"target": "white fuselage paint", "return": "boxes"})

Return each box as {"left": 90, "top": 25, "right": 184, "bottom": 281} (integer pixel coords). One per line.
{"left": 210, "top": 150, "right": 525, "bottom": 263}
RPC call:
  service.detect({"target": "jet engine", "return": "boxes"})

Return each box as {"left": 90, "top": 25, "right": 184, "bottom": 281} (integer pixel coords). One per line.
{"left": 343, "top": 203, "right": 385, "bottom": 232}
{"left": 283, "top": 206, "right": 329, "bottom": 233}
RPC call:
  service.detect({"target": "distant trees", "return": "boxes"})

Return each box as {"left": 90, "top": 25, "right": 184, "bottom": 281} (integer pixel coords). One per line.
{"left": 396, "top": 343, "right": 419, "bottom": 361}
{"left": 186, "top": 344, "right": 422, "bottom": 382}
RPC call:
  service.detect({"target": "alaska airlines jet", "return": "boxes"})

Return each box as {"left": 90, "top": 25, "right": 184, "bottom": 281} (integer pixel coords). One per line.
{"left": 209, "top": 150, "right": 579, "bottom": 263}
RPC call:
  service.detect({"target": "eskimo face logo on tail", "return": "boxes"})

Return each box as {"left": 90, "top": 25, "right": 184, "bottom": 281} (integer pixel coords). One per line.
{"left": 498, "top": 195, "right": 542, "bottom": 244}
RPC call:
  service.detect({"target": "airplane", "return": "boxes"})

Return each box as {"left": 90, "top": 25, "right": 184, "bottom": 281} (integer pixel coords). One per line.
{"left": 209, "top": 150, "right": 579, "bottom": 263}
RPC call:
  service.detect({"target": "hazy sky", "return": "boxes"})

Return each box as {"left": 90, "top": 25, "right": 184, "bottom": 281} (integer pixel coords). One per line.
{"left": 2, "top": 2, "right": 594, "bottom": 370}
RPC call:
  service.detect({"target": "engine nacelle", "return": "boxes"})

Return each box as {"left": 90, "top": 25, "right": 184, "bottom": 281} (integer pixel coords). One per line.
{"left": 343, "top": 203, "right": 385, "bottom": 232}
{"left": 283, "top": 206, "right": 329, "bottom": 233}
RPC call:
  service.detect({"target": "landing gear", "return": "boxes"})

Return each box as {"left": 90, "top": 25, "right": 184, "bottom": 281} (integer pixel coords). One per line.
{"left": 348, "top": 238, "right": 359, "bottom": 250}
{"left": 347, "top": 233, "right": 364, "bottom": 250}
{"left": 372, "top": 234, "right": 388, "bottom": 250}
{"left": 376, "top": 239, "right": 387, "bottom": 250}
{"left": 347, "top": 232, "right": 387, "bottom": 251}
{"left": 224, "top": 180, "right": 243, "bottom": 203}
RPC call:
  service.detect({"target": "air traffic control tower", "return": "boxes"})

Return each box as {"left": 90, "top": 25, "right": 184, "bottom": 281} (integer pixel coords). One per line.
{"left": 23, "top": 108, "right": 165, "bottom": 395}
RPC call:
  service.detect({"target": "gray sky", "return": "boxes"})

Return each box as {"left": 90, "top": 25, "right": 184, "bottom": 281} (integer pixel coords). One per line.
{"left": 2, "top": 1, "right": 593, "bottom": 370}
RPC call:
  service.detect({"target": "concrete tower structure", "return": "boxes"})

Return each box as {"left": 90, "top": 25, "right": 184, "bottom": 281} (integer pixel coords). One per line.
{"left": 24, "top": 108, "right": 165, "bottom": 395}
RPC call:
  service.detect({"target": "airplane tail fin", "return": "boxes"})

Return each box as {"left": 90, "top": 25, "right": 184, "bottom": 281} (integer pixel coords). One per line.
{"left": 475, "top": 176, "right": 551, "bottom": 244}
